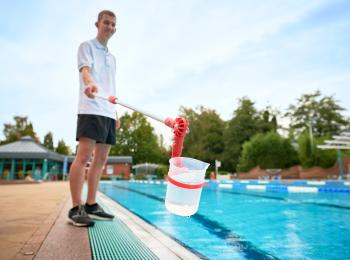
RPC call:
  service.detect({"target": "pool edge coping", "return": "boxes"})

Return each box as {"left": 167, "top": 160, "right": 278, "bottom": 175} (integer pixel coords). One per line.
{"left": 97, "top": 190, "right": 201, "bottom": 260}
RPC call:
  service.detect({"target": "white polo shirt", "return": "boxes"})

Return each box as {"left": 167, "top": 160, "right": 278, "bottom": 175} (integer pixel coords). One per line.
{"left": 77, "top": 38, "right": 116, "bottom": 119}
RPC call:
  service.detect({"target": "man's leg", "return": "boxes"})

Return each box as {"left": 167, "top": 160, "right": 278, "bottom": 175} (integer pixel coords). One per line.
{"left": 86, "top": 143, "right": 110, "bottom": 205}
{"left": 69, "top": 137, "right": 95, "bottom": 207}
{"left": 84, "top": 143, "right": 114, "bottom": 220}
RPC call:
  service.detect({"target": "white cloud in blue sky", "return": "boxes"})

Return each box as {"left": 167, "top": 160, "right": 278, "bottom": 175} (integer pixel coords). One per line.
{"left": 1, "top": 0, "right": 349, "bottom": 150}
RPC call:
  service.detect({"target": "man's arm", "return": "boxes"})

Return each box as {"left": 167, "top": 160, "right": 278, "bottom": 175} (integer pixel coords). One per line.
{"left": 80, "top": 67, "right": 97, "bottom": 98}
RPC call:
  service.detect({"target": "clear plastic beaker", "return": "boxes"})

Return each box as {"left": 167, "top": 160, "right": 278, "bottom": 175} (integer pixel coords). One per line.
{"left": 165, "top": 157, "right": 209, "bottom": 216}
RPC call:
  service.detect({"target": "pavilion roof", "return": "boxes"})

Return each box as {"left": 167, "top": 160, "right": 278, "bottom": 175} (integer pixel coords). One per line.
{"left": 0, "top": 136, "right": 133, "bottom": 163}
{"left": 0, "top": 136, "right": 64, "bottom": 161}
{"left": 66, "top": 155, "right": 132, "bottom": 164}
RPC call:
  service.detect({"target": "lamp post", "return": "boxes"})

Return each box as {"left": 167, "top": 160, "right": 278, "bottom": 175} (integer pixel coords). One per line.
{"left": 337, "top": 146, "right": 343, "bottom": 179}
{"left": 308, "top": 117, "right": 315, "bottom": 155}
{"left": 215, "top": 160, "right": 221, "bottom": 177}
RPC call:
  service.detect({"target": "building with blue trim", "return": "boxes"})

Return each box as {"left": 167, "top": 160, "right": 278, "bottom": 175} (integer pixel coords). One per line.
{"left": 0, "top": 136, "right": 132, "bottom": 180}
{"left": 0, "top": 136, "right": 64, "bottom": 180}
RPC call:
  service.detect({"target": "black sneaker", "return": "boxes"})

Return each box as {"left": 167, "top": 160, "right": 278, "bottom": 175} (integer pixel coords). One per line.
{"left": 84, "top": 203, "right": 114, "bottom": 220}
{"left": 68, "top": 206, "right": 95, "bottom": 227}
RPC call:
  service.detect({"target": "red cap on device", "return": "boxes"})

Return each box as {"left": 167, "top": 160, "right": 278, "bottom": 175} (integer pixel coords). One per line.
{"left": 108, "top": 96, "right": 117, "bottom": 104}
{"left": 171, "top": 118, "right": 188, "bottom": 157}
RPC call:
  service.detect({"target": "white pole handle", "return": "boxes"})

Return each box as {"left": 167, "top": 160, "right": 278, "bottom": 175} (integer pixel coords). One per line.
{"left": 93, "top": 93, "right": 166, "bottom": 123}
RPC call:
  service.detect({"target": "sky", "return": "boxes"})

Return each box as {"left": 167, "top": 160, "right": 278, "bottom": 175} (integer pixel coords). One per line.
{"left": 1, "top": 0, "right": 349, "bottom": 151}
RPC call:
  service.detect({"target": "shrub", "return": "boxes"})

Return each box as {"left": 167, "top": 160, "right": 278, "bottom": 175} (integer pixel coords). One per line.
{"left": 298, "top": 132, "right": 337, "bottom": 168}
{"left": 18, "top": 170, "right": 24, "bottom": 180}
{"left": 155, "top": 165, "right": 169, "bottom": 179}
{"left": 2, "top": 170, "right": 10, "bottom": 180}
{"left": 135, "top": 173, "right": 147, "bottom": 180}
{"left": 100, "top": 176, "right": 112, "bottom": 181}
{"left": 237, "top": 131, "right": 298, "bottom": 172}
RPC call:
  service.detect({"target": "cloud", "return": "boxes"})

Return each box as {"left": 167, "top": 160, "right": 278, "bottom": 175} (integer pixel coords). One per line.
{"left": 1, "top": 0, "right": 349, "bottom": 150}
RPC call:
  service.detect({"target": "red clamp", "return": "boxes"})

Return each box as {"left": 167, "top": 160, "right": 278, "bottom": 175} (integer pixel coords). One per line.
{"left": 108, "top": 96, "right": 117, "bottom": 104}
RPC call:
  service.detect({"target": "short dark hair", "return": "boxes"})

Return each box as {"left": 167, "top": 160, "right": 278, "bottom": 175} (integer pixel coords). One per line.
{"left": 97, "top": 10, "right": 116, "bottom": 21}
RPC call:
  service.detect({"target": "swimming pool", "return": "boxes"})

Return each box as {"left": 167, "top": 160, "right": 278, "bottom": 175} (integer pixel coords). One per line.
{"left": 99, "top": 181, "right": 350, "bottom": 259}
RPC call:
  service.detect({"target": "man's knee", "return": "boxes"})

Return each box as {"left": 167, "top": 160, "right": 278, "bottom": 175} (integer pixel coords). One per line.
{"left": 75, "top": 154, "right": 91, "bottom": 166}
{"left": 93, "top": 154, "right": 108, "bottom": 166}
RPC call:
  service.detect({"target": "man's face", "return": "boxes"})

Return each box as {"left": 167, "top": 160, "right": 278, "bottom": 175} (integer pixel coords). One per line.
{"left": 96, "top": 14, "right": 117, "bottom": 40}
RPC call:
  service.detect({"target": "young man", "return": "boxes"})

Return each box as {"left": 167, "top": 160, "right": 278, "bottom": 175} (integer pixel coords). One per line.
{"left": 68, "top": 10, "right": 119, "bottom": 227}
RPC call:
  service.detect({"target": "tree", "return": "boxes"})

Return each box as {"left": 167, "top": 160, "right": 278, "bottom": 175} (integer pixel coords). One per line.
{"left": 258, "top": 109, "right": 278, "bottom": 133}
{"left": 223, "top": 98, "right": 261, "bottom": 172}
{"left": 43, "top": 132, "right": 54, "bottom": 150}
{"left": 158, "top": 134, "right": 172, "bottom": 164}
{"left": 271, "top": 115, "right": 278, "bottom": 132}
{"left": 110, "top": 112, "right": 164, "bottom": 164}
{"left": 2, "top": 116, "right": 39, "bottom": 144}
{"left": 237, "top": 131, "right": 299, "bottom": 172}
{"left": 155, "top": 164, "right": 169, "bottom": 179}
{"left": 180, "top": 106, "right": 225, "bottom": 167}
{"left": 56, "top": 139, "right": 71, "bottom": 155}
{"left": 286, "top": 90, "right": 348, "bottom": 139}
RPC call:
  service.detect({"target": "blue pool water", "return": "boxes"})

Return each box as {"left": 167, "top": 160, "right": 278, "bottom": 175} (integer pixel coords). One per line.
{"left": 99, "top": 181, "right": 350, "bottom": 260}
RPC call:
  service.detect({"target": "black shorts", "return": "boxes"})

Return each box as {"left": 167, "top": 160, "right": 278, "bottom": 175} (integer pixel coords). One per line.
{"left": 76, "top": 114, "right": 116, "bottom": 145}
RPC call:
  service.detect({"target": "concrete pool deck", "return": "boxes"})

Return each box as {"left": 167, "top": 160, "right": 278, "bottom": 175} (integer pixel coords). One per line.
{"left": 0, "top": 181, "right": 199, "bottom": 260}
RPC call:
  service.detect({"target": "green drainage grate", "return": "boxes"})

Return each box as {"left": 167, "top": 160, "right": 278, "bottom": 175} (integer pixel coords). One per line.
{"left": 88, "top": 204, "right": 158, "bottom": 260}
